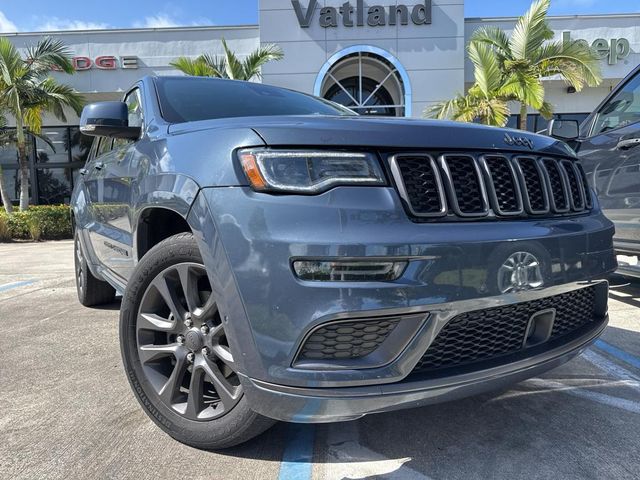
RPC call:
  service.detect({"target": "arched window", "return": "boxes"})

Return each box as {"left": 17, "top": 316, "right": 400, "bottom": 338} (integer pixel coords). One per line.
{"left": 314, "top": 45, "right": 412, "bottom": 117}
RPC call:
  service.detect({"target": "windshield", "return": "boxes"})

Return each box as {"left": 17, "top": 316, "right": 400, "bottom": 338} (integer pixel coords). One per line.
{"left": 154, "top": 77, "right": 355, "bottom": 123}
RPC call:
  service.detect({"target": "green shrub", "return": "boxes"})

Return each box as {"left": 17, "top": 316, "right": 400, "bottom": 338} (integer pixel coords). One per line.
{"left": 26, "top": 215, "right": 42, "bottom": 241}
{"left": 0, "top": 214, "right": 10, "bottom": 242}
{"left": 0, "top": 205, "right": 73, "bottom": 242}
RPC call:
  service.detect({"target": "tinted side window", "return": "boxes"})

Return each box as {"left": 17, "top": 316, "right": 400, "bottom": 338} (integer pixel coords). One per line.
{"left": 96, "top": 137, "right": 113, "bottom": 158}
{"left": 125, "top": 89, "right": 144, "bottom": 128}
{"left": 592, "top": 73, "right": 640, "bottom": 135}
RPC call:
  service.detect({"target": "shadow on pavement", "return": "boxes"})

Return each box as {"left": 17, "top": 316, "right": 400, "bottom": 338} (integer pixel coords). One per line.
{"left": 220, "top": 324, "right": 639, "bottom": 480}
{"left": 609, "top": 273, "right": 640, "bottom": 309}
{"left": 92, "top": 298, "right": 122, "bottom": 311}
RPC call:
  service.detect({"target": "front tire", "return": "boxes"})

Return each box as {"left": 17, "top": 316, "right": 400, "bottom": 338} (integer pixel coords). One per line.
{"left": 74, "top": 231, "right": 116, "bottom": 307}
{"left": 119, "top": 232, "right": 275, "bottom": 449}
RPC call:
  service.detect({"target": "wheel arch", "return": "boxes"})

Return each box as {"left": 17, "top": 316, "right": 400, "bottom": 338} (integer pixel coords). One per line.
{"left": 135, "top": 206, "right": 194, "bottom": 261}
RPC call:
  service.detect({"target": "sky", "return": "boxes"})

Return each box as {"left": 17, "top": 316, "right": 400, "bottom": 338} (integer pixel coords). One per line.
{"left": 0, "top": 0, "right": 639, "bottom": 33}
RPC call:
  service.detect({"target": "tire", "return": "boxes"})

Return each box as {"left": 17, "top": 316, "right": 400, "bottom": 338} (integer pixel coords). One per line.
{"left": 74, "top": 231, "right": 116, "bottom": 307}
{"left": 119, "top": 232, "right": 275, "bottom": 449}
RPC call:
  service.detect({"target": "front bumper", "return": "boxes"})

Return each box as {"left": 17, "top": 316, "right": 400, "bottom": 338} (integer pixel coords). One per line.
{"left": 187, "top": 185, "right": 616, "bottom": 414}
{"left": 239, "top": 314, "right": 607, "bottom": 422}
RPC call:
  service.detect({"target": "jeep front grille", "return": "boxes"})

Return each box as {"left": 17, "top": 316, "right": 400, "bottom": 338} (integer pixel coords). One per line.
{"left": 390, "top": 153, "right": 592, "bottom": 221}
{"left": 411, "top": 286, "right": 598, "bottom": 374}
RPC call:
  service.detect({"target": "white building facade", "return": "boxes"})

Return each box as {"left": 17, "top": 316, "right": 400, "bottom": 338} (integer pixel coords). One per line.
{"left": 1, "top": 0, "right": 639, "bottom": 205}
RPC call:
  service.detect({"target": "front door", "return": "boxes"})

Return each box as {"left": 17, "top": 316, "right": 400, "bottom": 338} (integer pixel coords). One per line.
{"left": 577, "top": 70, "right": 640, "bottom": 253}
{"left": 84, "top": 88, "right": 145, "bottom": 280}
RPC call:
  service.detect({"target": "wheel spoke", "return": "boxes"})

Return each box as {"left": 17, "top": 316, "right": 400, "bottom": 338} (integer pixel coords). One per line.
{"left": 153, "top": 273, "right": 187, "bottom": 322}
{"left": 210, "top": 344, "right": 235, "bottom": 369}
{"left": 185, "top": 366, "right": 206, "bottom": 418}
{"left": 158, "top": 353, "right": 188, "bottom": 404}
{"left": 201, "top": 357, "right": 240, "bottom": 410}
{"left": 138, "top": 313, "right": 177, "bottom": 332}
{"left": 193, "top": 294, "right": 217, "bottom": 322}
{"left": 176, "top": 264, "right": 201, "bottom": 315}
{"left": 139, "top": 343, "right": 183, "bottom": 364}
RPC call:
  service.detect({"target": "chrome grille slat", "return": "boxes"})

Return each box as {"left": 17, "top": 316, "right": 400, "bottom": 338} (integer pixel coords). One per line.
{"left": 560, "top": 159, "right": 586, "bottom": 211}
{"left": 513, "top": 156, "right": 550, "bottom": 215}
{"left": 575, "top": 162, "right": 593, "bottom": 209}
{"left": 392, "top": 153, "right": 592, "bottom": 221}
{"left": 440, "top": 154, "right": 489, "bottom": 217}
{"left": 389, "top": 154, "right": 447, "bottom": 217}
{"left": 540, "top": 158, "right": 571, "bottom": 213}
{"left": 479, "top": 155, "right": 523, "bottom": 216}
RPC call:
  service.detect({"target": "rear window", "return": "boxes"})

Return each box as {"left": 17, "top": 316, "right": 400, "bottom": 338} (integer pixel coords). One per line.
{"left": 154, "top": 77, "right": 354, "bottom": 123}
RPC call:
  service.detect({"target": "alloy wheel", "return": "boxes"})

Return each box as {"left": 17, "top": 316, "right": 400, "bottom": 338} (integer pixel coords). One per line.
{"left": 75, "top": 235, "right": 84, "bottom": 295}
{"left": 136, "top": 263, "right": 241, "bottom": 421}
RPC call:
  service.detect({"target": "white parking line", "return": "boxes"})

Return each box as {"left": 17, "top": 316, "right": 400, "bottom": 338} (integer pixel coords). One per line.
{"left": 526, "top": 378, "right": 640, "bottom": 414}
{"left": 582, "top": 348, "right": 640, "bottom": 383}
{"left": 321, "top": 421, "right": 432, "bottom": 480}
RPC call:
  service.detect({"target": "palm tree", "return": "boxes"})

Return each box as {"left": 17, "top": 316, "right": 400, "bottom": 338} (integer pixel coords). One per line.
{"left": 0, "top": 37, "right": 83, "bottom": 211}
{"left": 171, "top": 38, "right": 284, "bottom": 81}
{"left": 428, "top": 42, "right": 511, "bottom": 126}
{"left": 470, "top": 0, "right": 601, "bottom": 130}
{"left": 0, "top": 116, "right": 58, "bottom": 213}
{"left": 0, "top": 114, "right": 14, "bottom": 213}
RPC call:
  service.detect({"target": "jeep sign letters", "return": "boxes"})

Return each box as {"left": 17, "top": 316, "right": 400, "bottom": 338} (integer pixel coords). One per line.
{"left": 292, "top": 0, "right": 432, "bottom": 28}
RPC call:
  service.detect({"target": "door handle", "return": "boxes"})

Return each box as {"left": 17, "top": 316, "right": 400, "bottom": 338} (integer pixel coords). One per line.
{"left": 617, "top": 138, "right": 640, "bottom": 150}
{"left": 79, "top": 168, "right": 88, "bottom": 176}
{"left": 94, "top": 161, "right": 105, "bottom": 170}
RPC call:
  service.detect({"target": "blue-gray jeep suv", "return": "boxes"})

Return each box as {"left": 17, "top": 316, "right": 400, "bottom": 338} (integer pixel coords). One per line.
{"left": 71, "top": 75, "right": 617, "bottom": 448}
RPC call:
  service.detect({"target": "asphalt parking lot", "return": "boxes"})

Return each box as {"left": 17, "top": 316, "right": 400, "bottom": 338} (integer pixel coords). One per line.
{"left": 1, "top": 240, "right": 639, "bottom": 480}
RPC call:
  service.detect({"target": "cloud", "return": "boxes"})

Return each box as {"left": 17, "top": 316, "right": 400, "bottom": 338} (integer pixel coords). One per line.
{"left": 132, "top": 14, "right": 213, "bottom": 29}
{"left": 0, "top": 11, "right": 18, "bottom": 33}
{"left": 133, "top": 14, "right": 181, "bottom": 28}
{"left": 35, "top": 18, "right": 109, "bottom": 31}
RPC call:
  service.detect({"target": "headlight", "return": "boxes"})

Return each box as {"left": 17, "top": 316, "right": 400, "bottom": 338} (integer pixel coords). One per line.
{"left": 238, "top": 149, "right": 386, "bottom": 194}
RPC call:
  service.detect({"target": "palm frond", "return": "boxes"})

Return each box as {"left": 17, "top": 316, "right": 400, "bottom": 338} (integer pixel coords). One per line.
{"left": 26, "top": 37, "right": 74, "bottom": 74}
{"left": 535, "top": 40, "right": 602, "bottom": 89}
{"left": 467, "top": 41, "right": 503, "bottom": 97}
{"left": 22, "top": 107, "right": 43, "bottom": 134}
{"left": 0, "top": 38, "right": 23, "bottom": 88}
{"left": 470, "top": 26, "right": 512, "bottom": 58}
{"left": 500, "top": 71, "right": 545, "bottom": 109}
{"left": 425, "top": 95, "right": 465, "bottom": 120}
{"left": 241, "top": 43, "right": 284, "bottom": 80}
{"left": 509, "top": 0, "right": 553, "bottom": 60}
{"left": 170, "top": 56, "right": 217, "bottom": 77}
{"left": 220, "top": 39, "right": 245, "bottom": 80}
{"left": 199, "top": 53, "right": 227, "bottom": 77}
{"left": 37, "top": 77, "right": 85, "bottom": 117}
{"left": 538, "top": 101, "right": 554, "bottom": 119}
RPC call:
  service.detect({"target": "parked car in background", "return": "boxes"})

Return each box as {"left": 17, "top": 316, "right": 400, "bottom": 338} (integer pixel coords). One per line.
{"left": 72, "top": 76, "right": 616, "bottom": 449}
{"left": 549, "top": 64, "right": 640, "bottom": 277}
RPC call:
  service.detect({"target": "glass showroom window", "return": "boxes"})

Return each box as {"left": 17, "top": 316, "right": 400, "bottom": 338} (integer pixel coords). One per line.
{"left": 33, "top": 126, "right": 90, "bottom": 205}
{"left": 36, "top": 167, "right": 74, "bottom": 205}
{"left": 36, "top": 127, "right": 70, "bottom": 164}
{"left": 69, "top": 127, "right": 93, "bottom": 164}
{"left": 319, "top": 51, "right": 407, "bottom": 117}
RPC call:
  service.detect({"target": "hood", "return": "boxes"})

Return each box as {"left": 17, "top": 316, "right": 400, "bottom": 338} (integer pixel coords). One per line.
{"left": 168, "top": 115, "right": 576, "bottom": 157}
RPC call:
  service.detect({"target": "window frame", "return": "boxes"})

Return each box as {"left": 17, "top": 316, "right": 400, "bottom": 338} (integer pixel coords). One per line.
{"left": 122, "top": 86, "right": 145, "bottom": 139}
{"left": 587, "top": 67, "right": 640, "bottom": 138}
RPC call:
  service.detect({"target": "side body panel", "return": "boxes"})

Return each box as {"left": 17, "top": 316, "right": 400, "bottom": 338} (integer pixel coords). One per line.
{"left": 578, "top": 122, "right": 640, "bottom": 253}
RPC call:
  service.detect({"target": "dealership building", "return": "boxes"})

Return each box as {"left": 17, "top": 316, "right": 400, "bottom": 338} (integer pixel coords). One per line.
{"left": 1, "top": 0, "right": 639, "bottom": 206}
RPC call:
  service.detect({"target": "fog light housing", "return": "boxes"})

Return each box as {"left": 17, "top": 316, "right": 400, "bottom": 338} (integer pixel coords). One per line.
{"left": 292, "top": 260, "right": 407, "bottom": 282}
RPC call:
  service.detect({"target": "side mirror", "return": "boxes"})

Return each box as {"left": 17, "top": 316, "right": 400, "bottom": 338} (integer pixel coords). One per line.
{"left": 548, "top": 119, "right": 579, "bottom": 141}
{"left": 79, "top": 101, "right": 141, "bottom": 140}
